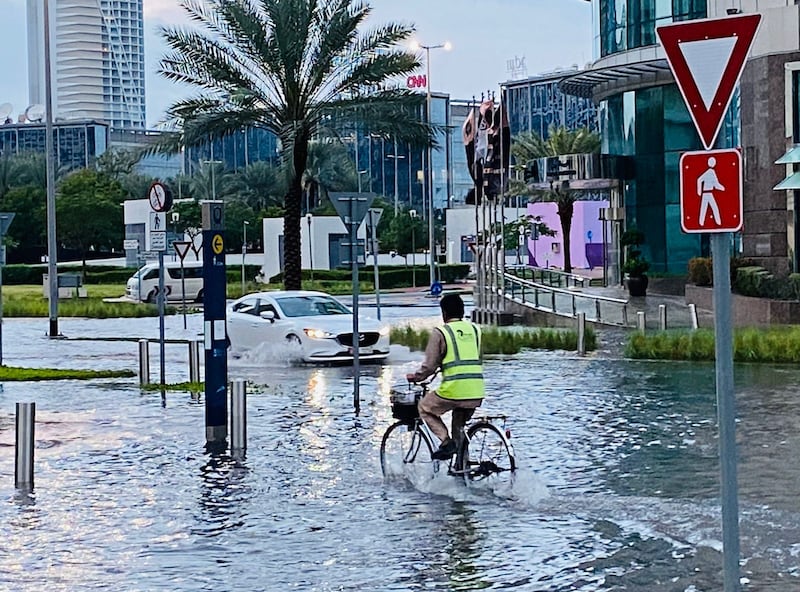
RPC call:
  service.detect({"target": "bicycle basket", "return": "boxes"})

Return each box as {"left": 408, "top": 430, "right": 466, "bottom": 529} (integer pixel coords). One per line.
{"left": 390, "top": 387, "right": 421, "bottom": 422}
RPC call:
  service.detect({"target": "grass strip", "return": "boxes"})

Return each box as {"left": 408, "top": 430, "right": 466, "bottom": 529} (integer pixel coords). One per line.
{"left": 391, "top": 324, "right": 597, "bottom": 354}
{"left": 626, "top": 326, "right": 800, "bottom": 363}
{"left": 140, "top": 381, "right": 204, "bottom": 392}
{"left": 0, "top": 366, "right": 136, "bottom": 381}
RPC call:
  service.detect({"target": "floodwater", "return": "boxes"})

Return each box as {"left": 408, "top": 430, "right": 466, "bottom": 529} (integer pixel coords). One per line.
{"left": 1, "top": 296, "right": 799, "bottom": 591}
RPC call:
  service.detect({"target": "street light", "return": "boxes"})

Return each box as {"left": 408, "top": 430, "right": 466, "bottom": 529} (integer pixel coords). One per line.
{"left": 357, "top": 169, "right": 369, "bottom": 193}
{"left": 241, "top": 220, "right": 249, "bottom": 294}
{"left": 386, "top": 139, "right": 406, "bottom": 215}
{"left": 412, "top": 40, "right": 452, "bottom": 288}
{"left": 201, "top": 159, "right": 223, "bottom": 200}
{"left": 171, "top": 211, "right": 180, "bottom": 262}
{"left": 306, "top": 213, "right": 314, "bottom": 283}
{"left": 409, "top": 209, "right": 418, "bottom": 288}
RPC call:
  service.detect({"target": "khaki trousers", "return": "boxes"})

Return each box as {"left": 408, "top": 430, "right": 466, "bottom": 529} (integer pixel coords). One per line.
{"left": 418, "top": 390, "right": 482, "bottom": 445}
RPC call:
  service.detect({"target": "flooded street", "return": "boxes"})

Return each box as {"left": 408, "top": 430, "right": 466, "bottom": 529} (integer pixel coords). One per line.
{"left": 1, "top": 297, "right": 799, "bottom": 590}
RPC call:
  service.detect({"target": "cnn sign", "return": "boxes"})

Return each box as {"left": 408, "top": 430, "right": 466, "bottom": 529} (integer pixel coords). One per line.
{"left": 406, "top": 74, "right": 427, "bottom": 89}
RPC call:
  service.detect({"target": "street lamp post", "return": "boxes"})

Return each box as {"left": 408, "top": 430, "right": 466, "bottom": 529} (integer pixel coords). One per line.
{"left": 413, "top": 40, "right": 451, "bottom": 289}
{"left": 306, "top": 213, "right": 314, "bottom": 283}
{"left": 409, "top": 209, "right": 418, "bottom": 288}
{"left": 357, "top": 169, "right": 369, "bottom": 194}
{"left": 241, "top": 220, "right": 249, "bottom": 294}
{"left": 386, "top": 138, "right": 406, "bottom": 215}
{"left": 172, "top": 211, "right": 180, "bottom": 262}
{"left": 202, "top": 159, "right": 223, "bottom": 200}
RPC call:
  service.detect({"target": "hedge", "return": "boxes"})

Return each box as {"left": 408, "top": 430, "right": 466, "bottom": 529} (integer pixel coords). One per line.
{"left": 267, "top": 263, "right": 470, "bottom": 287}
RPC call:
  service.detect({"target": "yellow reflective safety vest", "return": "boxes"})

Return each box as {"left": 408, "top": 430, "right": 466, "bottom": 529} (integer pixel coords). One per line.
{"left": 437, "top": 320, "right": 485, "bottom": 400}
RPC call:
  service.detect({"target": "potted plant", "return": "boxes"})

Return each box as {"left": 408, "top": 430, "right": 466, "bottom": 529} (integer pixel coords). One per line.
{"left": 621, "top": 228, "right": 650, "bottom": 297}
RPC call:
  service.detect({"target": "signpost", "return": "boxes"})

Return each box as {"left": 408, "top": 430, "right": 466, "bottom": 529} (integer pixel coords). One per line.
{"left": 657, "top": 13, "right": 761, "bottom": 592}
{"left": 202, "top": 201, "right": 228, "bottom": 445}
{"left": 0, "top": 213, "right": 15, "bottom": 366}
{"left": 147, "top": 182, "right": 173, "bottom": 388}
{"left": 330, "top": 192, "right": 376, "bottom": 414}
{"left": 173, "top": 240, "right": 193, "bottom": 330}
{"left": 366, "top": 208, "right": 383, "bottom": 320}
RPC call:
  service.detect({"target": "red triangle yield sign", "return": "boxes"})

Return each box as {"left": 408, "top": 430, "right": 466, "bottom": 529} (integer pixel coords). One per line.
{"left": 657, "top": 14, "right": 761, "bottom": 149}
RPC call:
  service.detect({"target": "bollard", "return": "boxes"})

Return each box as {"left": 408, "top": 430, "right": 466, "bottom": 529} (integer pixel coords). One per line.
{"left": 15, "top": 402, "right": 35, "bottom": 489}
{"left": 577, "top": 312, "right": 586, "bottom": 356}
{"left": 188, "top": 339, "right": 201, "bottom": 384}
{"left": 637, "top": 311, "right": 646, "bottom": 333}
{"left": 138, "top": 339, "right": 150, "bottom": 386}
{"left": 230, "top": 380, "right": 247, "bottom": 452}
{"left": 689, "top": 303, "right": 699, "bottom": 330}
{"left": 659, "top": 304, "right": 667, "bottom": 330}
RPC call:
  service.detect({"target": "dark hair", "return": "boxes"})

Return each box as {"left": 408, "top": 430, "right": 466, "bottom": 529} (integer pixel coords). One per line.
{"left": 440, "top": 294, "right": 464, "bottom": 320}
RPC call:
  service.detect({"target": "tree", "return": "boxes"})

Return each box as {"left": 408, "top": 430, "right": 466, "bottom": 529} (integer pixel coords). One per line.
{"left": 511, "top": 126, "right": 600, "bottom": 273}
{"left": 1, "top": 185, "right": 46, "bottom": 253}
{"left": 159, "top": 0, "right": 431, "bottom": 290}
{"left": 303, "top": 140, "right": 358, "bottom": 214}
{"left": 56, "top": 169, "right": 124, "bottom": 273}
{"left": 233, "top": 161, "right": 284, "bottom": 212}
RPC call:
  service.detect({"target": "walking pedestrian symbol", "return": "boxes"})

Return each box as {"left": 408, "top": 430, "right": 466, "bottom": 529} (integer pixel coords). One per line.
{"left": 680, "top": 148, "right": 742, "bottom": 233}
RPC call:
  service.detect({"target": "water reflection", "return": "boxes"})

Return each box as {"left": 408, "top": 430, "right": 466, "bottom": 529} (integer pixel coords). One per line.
{"left": 195, "top": 451, "right": 251, "bottom": 537}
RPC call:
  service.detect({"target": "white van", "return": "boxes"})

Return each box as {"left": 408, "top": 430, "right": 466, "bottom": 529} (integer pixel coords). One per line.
{"left": 126, "top": 261, "right": 204, "bottom": 303}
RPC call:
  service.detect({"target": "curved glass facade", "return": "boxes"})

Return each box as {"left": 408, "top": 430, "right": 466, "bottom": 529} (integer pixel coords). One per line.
{"left": 600, "top": 86, "right": 739, "bottom": 272}
{"left": 594, "top": 0, "right": 707, "bottom": 58}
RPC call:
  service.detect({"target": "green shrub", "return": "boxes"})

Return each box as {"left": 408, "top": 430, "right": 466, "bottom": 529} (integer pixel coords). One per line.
{"left": 626, "top": 327, "right": 800, "bottom": 363}
{"left": 267, "top": 264, "right": 469, "bottom": 288}
{"left": 390, "top": 324, "right": 596, "bottom": 354}
{"left": 687, "top": 257, "right": 712, "bottom": 286}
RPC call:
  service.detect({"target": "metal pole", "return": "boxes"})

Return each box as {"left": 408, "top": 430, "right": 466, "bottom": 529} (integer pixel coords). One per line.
{"left": 577, "top": 312, "right": 586, "bottom": 356}
{"left": 44, "top": 0, "right": 58, "bottom": 337}
{"left": 689, "top": 303, "right": 699, "bottom": 330}
{"left": 241, "top": 221, "right": 248, "bottom": 294}
{"left": 637, "top": 311, "right": 646, "bottom": 333}
{"left": 659, "top": 304, "right": 667, "bottom": 330}
{"left": 180, "top": 259, "right": 187, "bottom": 330}
{"left": 351, "top": 213, "right": 361, "bottom": 415}
{"left": 189, "top": 339, "right": 201, "bottom": 383}
{"left": 139, "top": 339, "right": 150, "bottom": 385}
{"left": 15, "top": 402, "right": 35, "bottom": 489}
{"left": 158, "top": 251, "right": 166, "bottom": 386}
{"left": 393, "top": 138, "right": 400, "bottom": 215}
{"left": 711, "top": 232, "right": 741, "bottom": 592}
{"left": 426, "top": 46, "right": 435, "bottom": 289}
{"left": 307, "top": 214, "right": 314, "bottom": 283}
{"left": 230, "top": 380, "right": 247, "bottom": 452}
{"left": 0, "top": 253, "right": 3, "bottom": 366}
{"left": 369, "top": 210, "right": 382, "bottom": 320}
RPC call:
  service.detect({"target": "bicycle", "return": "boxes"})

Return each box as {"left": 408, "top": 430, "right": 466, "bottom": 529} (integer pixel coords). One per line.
{"left": 380, "top": 379, "right": 516, "bottom": 486}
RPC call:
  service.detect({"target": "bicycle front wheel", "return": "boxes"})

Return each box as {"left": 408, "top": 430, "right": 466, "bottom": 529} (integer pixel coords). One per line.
{"left": 380, "top": 420, "right": 435, "bottom": 482}
{"left": 459, "top": 422, "right": 516, "bottom": 487}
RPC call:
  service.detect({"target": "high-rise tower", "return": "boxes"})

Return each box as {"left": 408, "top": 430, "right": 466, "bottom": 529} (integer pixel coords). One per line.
{"left": 27, "top": 0, "right": 146, "bottom": 129}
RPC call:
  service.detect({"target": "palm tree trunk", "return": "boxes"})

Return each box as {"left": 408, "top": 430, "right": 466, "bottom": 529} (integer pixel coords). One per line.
{"left": 283, "top": 136, "right": 310, "bottom": 290}
{"left": 558, "top": 201, "right": 574, "bottom": 274}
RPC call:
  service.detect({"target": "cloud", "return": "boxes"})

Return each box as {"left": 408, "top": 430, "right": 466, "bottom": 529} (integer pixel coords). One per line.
{"left": 143, "top": 0, "right": 189, "bottom": 23}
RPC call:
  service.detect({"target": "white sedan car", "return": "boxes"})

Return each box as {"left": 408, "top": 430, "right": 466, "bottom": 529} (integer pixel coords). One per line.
{"left": 227, "top": 290, "right": 390, "bottom": 363}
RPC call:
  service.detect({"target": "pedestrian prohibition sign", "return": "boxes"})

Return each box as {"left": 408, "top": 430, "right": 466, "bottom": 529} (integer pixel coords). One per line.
{"left": 680, "top": 148, "right": 742, "bottom": 233}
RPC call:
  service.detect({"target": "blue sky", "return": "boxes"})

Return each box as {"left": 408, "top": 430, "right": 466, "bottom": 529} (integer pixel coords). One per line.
{"left": 0, "top": 0, "right": 593, "bottom": 128}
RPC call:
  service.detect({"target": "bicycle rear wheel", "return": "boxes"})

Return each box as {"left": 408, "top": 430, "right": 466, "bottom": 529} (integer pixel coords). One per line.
{"left": 380, "top": 420, "right": 435, "bottom": 482}
{"left": 458, "top": 422, "right": 516, "bottom": 487}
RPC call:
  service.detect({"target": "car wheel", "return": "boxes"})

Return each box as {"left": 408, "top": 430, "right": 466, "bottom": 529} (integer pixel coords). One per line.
{"left": 286, "top": 334, "right": 301, "bottom": 346}
{"left": 145, "top": 290, "right": 157, "bottom": 303}
{"left": 195, "top": 289, "right": 204, "bottom": 303}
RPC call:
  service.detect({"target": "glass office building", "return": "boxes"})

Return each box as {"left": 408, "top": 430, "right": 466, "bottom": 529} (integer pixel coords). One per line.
{"left": 503, "top": 71, "right": 599, "bottom": 139}
{"left": 0, "top": 120, "right": 108, "bottom": 170}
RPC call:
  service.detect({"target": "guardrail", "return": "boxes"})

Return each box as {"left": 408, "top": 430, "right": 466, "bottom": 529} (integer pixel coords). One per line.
{"left": 502, "top": 270, "right": 630, "bottom": 327}
{"left": 506, "top": 265, "right": 589, "bottom": 289}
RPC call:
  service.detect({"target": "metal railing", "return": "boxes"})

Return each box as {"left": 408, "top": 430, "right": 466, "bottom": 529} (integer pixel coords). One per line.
{"left": 502, "top": 270, "right": 630, "bottom": 327}
{"left": 506, "top": 265, "right": 588, "bottom": 289}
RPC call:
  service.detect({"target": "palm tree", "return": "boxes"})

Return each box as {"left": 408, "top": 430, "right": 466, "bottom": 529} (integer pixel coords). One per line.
{"left": 511, "top": 126, "right": 600, "bottom": 273}
{"left": 159, "top": 0, "right": 431, "bottom": 290}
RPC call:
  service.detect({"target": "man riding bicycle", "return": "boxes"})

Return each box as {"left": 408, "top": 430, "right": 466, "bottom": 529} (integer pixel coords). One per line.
{"left": 406, "top": 294, "right": 484, "bottom": 460}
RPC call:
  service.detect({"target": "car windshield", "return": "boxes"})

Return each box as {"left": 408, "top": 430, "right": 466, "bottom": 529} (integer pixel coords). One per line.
{"left": 275, "top": 295, "right": 350, "bottom": 317}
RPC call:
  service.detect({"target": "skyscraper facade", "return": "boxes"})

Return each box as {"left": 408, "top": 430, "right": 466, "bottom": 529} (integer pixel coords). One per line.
{"left": 27, "top": 0, "right": 146, "bottom": 130}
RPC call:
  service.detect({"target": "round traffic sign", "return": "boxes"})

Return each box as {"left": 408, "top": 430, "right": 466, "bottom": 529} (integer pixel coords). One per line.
{"left": 430, "top": 281, "right": 443, "bottom": 296}
{"left": 148, "top": 181, "right": 173, "bottom": 212}
{"left": 212, "top": 234, "right": 224, "bottom": 255}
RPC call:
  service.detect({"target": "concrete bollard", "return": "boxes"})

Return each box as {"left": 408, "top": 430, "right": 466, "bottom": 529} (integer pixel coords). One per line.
{"left": 138, "top": 339, "right": 150, "bottom": 386}
{"left": 688, "top": 303, "right": 699, "bottom": 330}
{"left": 577, "top": 312, "right": 586, "bottom": 356}
{"left": 637, "top": 311, "right": 646, "bottom": 334}
{"left": 189, "top": 340, "right": 201, "bottom": 384}
{"left": 231, "top": 380, "right": 247, "bottom": 452}
{"left": 15, "top": 402, "right": 35, "bottom": 489}
{"left": 659, "top": 304, "right": 667, "bottom": 330}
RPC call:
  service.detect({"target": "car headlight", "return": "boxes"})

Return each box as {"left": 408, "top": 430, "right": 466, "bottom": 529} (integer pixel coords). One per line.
{"left": 379, "top": 325, "right": 390, "bottom": 336}
{"left": 304, "top": 328, "right": 336, "bottom": 340}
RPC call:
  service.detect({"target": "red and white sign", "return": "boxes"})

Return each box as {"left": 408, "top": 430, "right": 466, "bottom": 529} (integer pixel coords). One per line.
{"left": 680, "top": 148, "right": 742, "bottom": 233}
{"left": 406, "top": 74, "right": 427, "bottom": 89}
{"left": 657, "top": 14, "right": 760, "bottom": 149}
